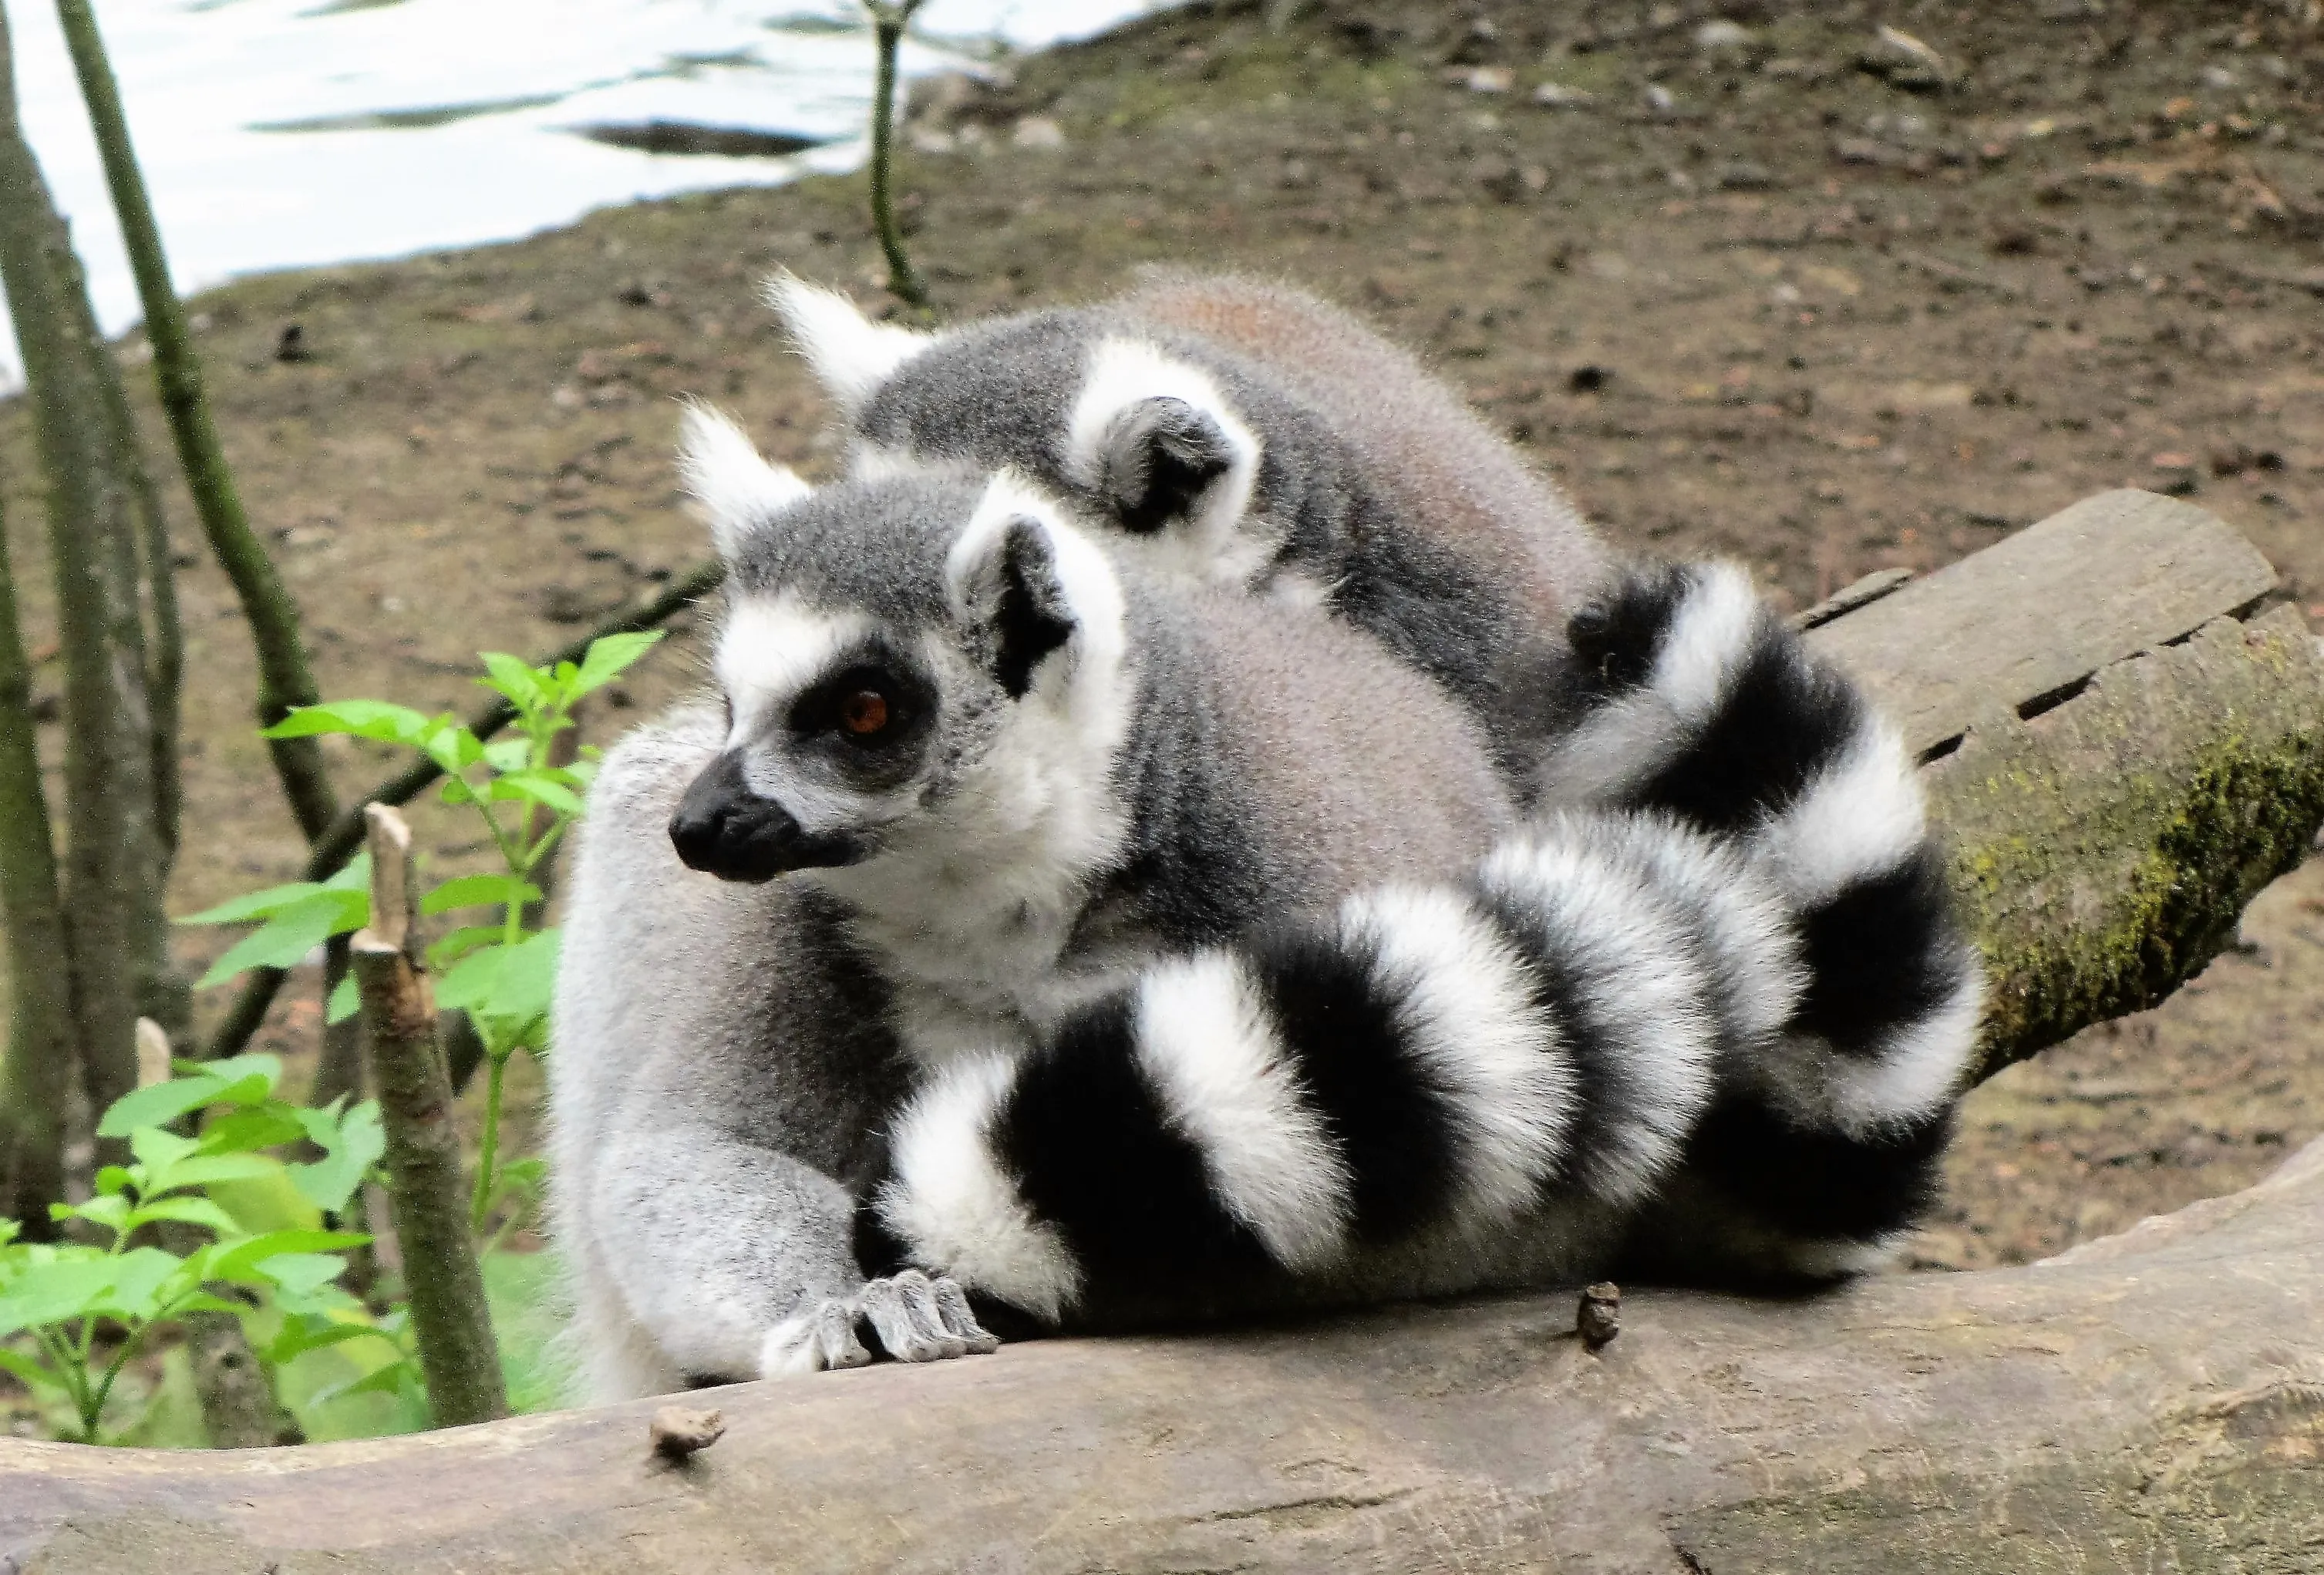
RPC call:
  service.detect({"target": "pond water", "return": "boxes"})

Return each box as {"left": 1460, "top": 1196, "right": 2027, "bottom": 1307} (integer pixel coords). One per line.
{"left": 3, "top": 0, "right": 1173, "bottom": 387}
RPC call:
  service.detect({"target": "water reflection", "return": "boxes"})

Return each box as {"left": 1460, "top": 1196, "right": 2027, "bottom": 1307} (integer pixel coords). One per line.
{"left": 3, "top": 0, "right": 1170, "bottom": 386}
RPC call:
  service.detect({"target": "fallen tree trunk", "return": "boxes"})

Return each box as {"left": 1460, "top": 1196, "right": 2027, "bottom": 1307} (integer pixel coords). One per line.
{"left": 0, "top": 490, "right": 2318, "bottom": 1569}
{"left": 4, "top": 1132, "right": 2319, "bottom": 1573}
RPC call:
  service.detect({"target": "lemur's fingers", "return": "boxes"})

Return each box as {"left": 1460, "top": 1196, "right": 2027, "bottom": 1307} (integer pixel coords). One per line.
{"left": 928, "top": 1275, "right": 1001, "bottom": 1355}
{"left": 861, "top": 1270, "right": 969, "bottom": 1363}
{"left": 756, "top": 1296, "right": 871, "bottom": 1378}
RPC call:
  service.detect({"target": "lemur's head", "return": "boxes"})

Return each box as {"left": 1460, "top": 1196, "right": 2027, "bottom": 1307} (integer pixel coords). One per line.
{"left": 765, "top": 274, "right": 1275, "bottom": 591}
{"left": 667, "top": 406, "right": 1132, "bottom": 886}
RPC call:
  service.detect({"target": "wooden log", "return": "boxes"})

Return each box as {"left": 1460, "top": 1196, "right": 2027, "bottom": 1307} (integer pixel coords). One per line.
{"left": 1802, "top": 490, "right": 2324, "bottom": 1079}
{"left": 2, "top": 1132, "right": 2317, "bottom": 1573}
{"left": 0, "top": 490, "right": 2317, "bottom": 1567}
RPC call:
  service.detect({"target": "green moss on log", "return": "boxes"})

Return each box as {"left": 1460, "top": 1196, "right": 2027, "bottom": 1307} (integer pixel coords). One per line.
{"left": 1929, "top": 607, "right": 2324, "bottom": 1081}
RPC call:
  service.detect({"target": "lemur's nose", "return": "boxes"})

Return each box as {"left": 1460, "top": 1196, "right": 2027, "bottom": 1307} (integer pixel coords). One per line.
{"left": 669, "top": 752, "right": 867, "bottom": 882}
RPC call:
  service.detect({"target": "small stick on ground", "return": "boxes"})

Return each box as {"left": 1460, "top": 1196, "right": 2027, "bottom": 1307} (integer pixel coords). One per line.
{"left": 352, "top": 804, "right": 507, "bottom": 1428}
{"left": 650, "top": 1406, "right": 726, "bottom": 1462}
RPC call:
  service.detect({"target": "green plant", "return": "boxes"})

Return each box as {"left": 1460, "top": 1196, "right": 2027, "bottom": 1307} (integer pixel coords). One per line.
{"left": 186, "top": 632, "right": 660, "bottom": 1235}
{"left": 0, "top": 1055, "right": 380, "bottom": 1442}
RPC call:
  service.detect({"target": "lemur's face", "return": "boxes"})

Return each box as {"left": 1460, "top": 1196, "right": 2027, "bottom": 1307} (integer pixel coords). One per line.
{"left": 665, "top": 408, "right": 1129, "bottom": 885}
{"left": 766, "top": 274, "right": 1271, "bottom": 596}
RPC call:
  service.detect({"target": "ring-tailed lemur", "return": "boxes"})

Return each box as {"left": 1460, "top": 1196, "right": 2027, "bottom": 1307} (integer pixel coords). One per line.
{"left": 552, "top": 413, "right": 1807, "bottom": 1392}
{"left": 767, "top": 273, "right": 1982, "bottom": 1285}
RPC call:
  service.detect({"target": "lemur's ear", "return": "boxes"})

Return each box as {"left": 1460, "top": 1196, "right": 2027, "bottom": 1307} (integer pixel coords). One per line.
{"left": 947, "top": 476, "right": 1125, "bottom": 702}
{"left": 1097, "top": 396, "right": 1237, "bottom": 534}
{"left": 1066, "top": 338, "right": 1257, "bottom": 537}
{"left": 764, "top": 271, "right": 936, "bottom": 414}
{"left": 678, "top": 403, "right": 810, "bottom": 563}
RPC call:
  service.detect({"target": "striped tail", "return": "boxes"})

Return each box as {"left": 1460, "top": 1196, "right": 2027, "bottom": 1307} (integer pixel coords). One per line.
{"left": 874, "top": 812, "right": 1801, "bottom": 1324}
{"left": 1538, "top": 560, "right": 1984, "bottom": 1281}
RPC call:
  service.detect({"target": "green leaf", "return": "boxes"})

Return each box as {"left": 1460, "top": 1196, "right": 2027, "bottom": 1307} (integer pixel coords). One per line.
{"left": 481, "top": 737, "right": 532, "bottom": 774}
{"left": 422, "top": 719, "right": 486, "bottom": 778}
{"left": 485, "top": 771, "right": 583, "bottom": 817}
{"left": 147, "top": 1153, "right": 281, "bottom": 1197}
{"left": 126, "top": 1196, "right": 242, "bottom": 1239}
{"left": 192, "top": 888, "right": 367, "bottom": 990}
{"left": 97, "top": 1065, "right": 269, "bottom": 1138}
{"left": 265, "top": 1314, "right": 390, "bottom": 1367}
{"left": 421, "top": 874, "right": 541, "bottom": 916}
{"left": 95, "top": 1247, "right": 186, "bottom": 1322}
{"left": 177, "top": 877, "right": 334, "bottom": 927}
{"left": 325, "top": 972, "right": 361, "bottom": 1025}
{"left": 61, "top": 1195, "right": 132, "bottom": 1234}
{"left": 436, "top": 931, "right": 561, "bottom": 1031}
{"left": 207, "top": 1230, "right": 369, "bottom": 1284}
{"left": 477, "top": 651, "right": 547, "bottom": 712}
{"left": 0, "top": 1347, "right": 66, "bottom": 1392}
{"left": 251, "top": 1252, "right": 349, "bottom": 1305}
{"left": 264, "top": 700, "right": 433, "bottom": 748}
{"left": 439, "top": 775, "right": 477, "bottom": 807}
{"left": 426, "top": 924, "right": 506, "bottom": 970}
{"left": 199, "top": 1105, "right": 306, "bottom": 1156}
{"left": 288, "top": 1102, "right": 385, "bottom": 1217}
{"left": 0, "top": 1257, "right": 118, "bottom": 1334}
{"left": 93, "top": 1166, "right": 133, "bottom": 1198}
{"left": 129, "top": 1126, "right": 200, "bottom": 1179}
{"left": 574, "top": 630, "right": 663, "bottom": 695}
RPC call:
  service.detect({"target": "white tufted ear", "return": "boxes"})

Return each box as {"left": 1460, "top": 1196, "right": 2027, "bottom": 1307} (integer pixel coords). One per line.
{"left": 764, "top": 271, "right": 938, "bottom": 414}
{"left": 677, "top": 402, "right": 811, "bottom": 562}
{"left": 945, "top": 473, "right": 1128, "bottom": 705}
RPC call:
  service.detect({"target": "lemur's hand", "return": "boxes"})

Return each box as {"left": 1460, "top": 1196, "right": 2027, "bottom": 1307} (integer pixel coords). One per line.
{"left": 758, "top": 1269, "right": 999, "bottom": 1378}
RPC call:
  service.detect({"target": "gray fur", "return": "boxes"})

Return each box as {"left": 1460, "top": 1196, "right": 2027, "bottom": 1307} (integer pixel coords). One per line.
{"left": 796, "top": 274, "right": 1607, "bottom": 776}
{"left": 554, "top": 458, "right": 1514, "bottom": 1398}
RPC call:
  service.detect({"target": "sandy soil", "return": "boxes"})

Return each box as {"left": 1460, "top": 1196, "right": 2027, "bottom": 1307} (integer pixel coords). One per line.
{"left": 4, "top": 0, "right": 2322, "bottom": 1272}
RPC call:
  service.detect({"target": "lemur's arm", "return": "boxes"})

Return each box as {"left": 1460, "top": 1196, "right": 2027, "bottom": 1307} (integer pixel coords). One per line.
{"left": 1538, "top": 564, "right": 1984, "bottom": 1281}
{"left": 874, "top": 811, "right": 1802, "bottom": 1324}
{"left": 551, "top": 708, "right": 991, "bottom": 1402}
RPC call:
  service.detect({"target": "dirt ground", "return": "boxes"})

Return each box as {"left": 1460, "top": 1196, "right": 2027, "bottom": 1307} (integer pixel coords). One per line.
{"left": 5, "top": 0, "right": 2323, "bottom": 1273}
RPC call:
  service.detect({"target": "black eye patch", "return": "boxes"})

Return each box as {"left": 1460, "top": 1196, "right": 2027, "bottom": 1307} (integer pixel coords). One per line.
{"left": 787, "top": 647, "right": 936, "bottom": 759}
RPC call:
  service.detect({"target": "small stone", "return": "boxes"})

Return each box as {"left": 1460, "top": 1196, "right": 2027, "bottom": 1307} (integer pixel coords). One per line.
{"left": 1011, "top": 116, "right": 1064, "bottom": 150}
{"left": 1644, "top": 83, "right": 1676, "bottom": 114}
{"left": 1694, "top": 19, "right": 1752, "bottom": 53}
{"left": 1858, "top": 24, "right": 1955, "bottom": 93}
{"left": 1716, "top": 160, "right": 1775, "bottom": 190}
{"left": 275, "top": 323, "right": 312, "bottom": 364}
{"left": 1532, "top": 82, "right": 1596, "bottom": 109}
{"left": 651, "top": 1405, "right": 725, "bottom": 1460}
{"left": 1461, "top": 66, "right": 1514, "bottom": 94}
{"left": 1578, "top": 1282, "right": 1622, "bottom": 1350}
{"left": 1568, "top": 365, "right": 1608, "bottom": 393}
{"left": 2199, "top": 64, "right": 2239, "bottom": 91}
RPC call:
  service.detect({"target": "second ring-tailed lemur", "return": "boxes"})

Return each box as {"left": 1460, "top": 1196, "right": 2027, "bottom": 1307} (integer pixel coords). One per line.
{"left": 767, "top": 273, "right": 1982, "bottom": 1285}
{"left": 552, "top": 416, "right": 1816, "bottom": 1394}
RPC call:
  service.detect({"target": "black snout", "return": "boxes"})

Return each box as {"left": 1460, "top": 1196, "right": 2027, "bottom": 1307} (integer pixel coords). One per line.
{"left": 669, "top": 752, "right": 867, "bottom": 883}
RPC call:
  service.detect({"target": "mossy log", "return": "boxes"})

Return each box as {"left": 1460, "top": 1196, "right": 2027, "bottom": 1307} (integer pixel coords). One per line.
{"left": 1806, "top": 489, "right": 2324, "bottom": 1079}
{"left": 1, "top": 490, "right": 2319, "bottom": 1570}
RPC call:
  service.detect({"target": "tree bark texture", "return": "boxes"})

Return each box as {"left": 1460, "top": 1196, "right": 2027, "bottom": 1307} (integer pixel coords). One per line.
{"left": 0, "top": 1132, "right": 2316, "bottom": 1573}
{"left": 0, "top": 500, "right": 74, "bottom": 1234}
{"left": 0, "top": 5, "right": 176, "bottom": 1136}
{"left": 52, "top": 0, "right": 332, "bottom": 853}
{"left": 1805, "top": 490, "right": 2324, "bottom": 1079}
{"left": 350, "top": 806, "right": 508, "bottom": 1429}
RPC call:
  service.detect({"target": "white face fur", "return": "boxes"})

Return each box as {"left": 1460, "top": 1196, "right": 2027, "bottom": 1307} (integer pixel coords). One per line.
{"left": 669, "top": 407, "right": 1137, "bottom": 968}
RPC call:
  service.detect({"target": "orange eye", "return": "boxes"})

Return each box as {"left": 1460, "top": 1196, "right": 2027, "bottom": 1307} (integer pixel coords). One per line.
{"left": 839, "top": 689, "right": 889, "bottom": 736}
